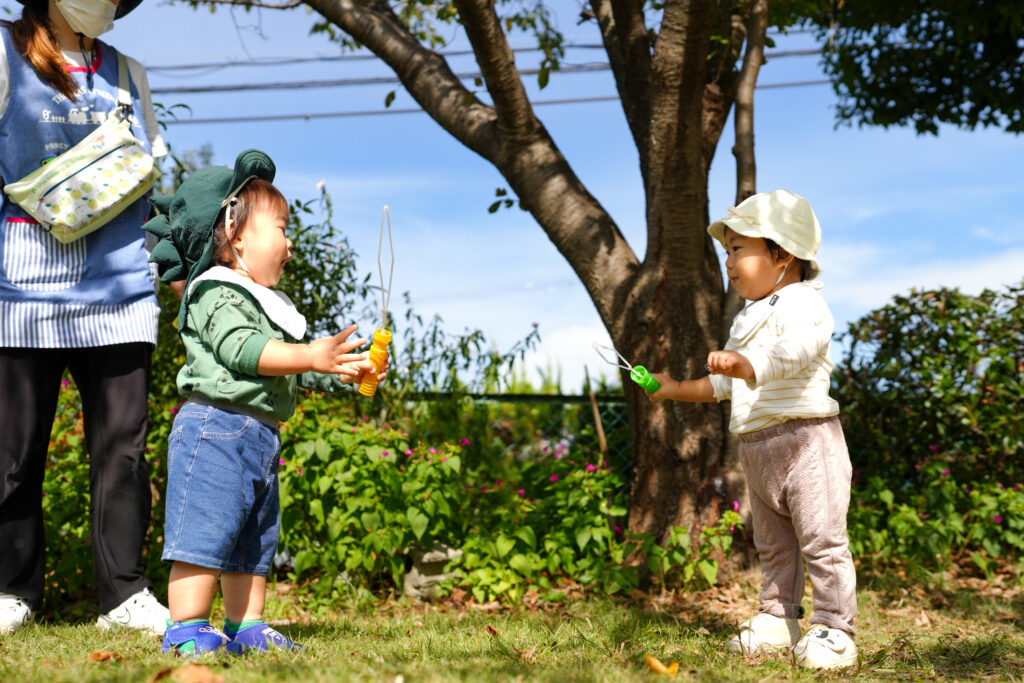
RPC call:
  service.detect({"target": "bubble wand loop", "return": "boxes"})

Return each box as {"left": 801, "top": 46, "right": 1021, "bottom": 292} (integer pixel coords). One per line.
{"left": 358, "top": 207, "right": 394, "bottom": 397}
{"left": 591, "top": 343, "right": 661, "bottom": 394}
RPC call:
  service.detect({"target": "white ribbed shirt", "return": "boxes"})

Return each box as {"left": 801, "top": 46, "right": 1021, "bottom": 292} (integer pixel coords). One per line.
{"left": 710, "top": 281, "right": 839, "bottom": 435}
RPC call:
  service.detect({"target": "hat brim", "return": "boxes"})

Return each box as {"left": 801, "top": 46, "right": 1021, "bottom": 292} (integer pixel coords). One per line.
{"left": 16, "top": 0, "right": 142, "bottom": 18}
{"left": 708, "top": 217, "right": 822, "bottom": 280}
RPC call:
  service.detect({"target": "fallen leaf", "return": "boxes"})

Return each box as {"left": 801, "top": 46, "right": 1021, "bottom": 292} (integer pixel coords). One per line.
{"left": 486, "top": 625, "right": 499, "bottom": 637}
{"left": 645, "top": 653, "right": 678, "bottom": 677}
{"left": 153, "top": 664, "right": 225, "bottom": 683}
{"left": 88, "top": 651, "right": 124, "bottom": 661}
{"left": 147, "top": 669, "right": 175, "bottom": 683}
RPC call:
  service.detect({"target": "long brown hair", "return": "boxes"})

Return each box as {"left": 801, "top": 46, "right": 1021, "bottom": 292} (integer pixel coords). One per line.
{"left": 11, "top": 0, "right": 79, "bottom": 101}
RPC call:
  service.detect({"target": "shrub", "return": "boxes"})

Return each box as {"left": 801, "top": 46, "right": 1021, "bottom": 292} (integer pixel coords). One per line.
{"left": 834, "top": 282, "right": 1023, "bottom": 487}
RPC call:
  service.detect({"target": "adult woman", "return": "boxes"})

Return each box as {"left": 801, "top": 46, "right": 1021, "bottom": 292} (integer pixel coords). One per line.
{"left": 0, "top": 0, "right": 168, "bottom": 634}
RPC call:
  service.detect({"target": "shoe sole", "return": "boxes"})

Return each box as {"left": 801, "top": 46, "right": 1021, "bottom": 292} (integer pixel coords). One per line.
{"left": 96, "top": 615, "right": 163, "bottom": 636}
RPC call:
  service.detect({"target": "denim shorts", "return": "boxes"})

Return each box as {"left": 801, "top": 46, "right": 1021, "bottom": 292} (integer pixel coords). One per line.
{"left": 162, "top": 401, "right": 282, "bottom": 574}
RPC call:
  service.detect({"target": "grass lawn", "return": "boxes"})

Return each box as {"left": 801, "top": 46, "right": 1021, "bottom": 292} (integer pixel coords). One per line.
{"left": 1, "top": 568, "right": 1021, "bottom": 682}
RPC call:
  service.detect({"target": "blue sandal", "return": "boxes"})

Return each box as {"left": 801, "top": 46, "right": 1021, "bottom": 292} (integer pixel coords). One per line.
{"left": 226, "top": 621, "right": 302, "bottom": 653}
{"left": 162, "top": 620, "right": 230, "bottom": 655}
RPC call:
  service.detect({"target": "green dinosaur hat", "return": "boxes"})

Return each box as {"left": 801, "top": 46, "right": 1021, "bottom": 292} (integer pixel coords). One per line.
{"left": 144, "top": 148, "right": 276, "bottom": 329}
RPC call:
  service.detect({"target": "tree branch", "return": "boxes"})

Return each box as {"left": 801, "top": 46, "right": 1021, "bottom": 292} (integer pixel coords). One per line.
{"left": 590, "top": 0, "right": 652, "bottom": 182}
{"left": 202, "top": 0, "right": 303, "bottom": 8}
{"left": 732, "top": 0, "right": 768, "bottom": 203}
{"left": 299, "top": 0, "right": 637, "bottom": 325}
{"left": 452, "top": 0, "right": 535, "bottom": 136}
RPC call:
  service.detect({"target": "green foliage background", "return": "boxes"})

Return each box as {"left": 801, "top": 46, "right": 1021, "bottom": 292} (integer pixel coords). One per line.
{"left": 35, "top": 149, "right": 1023, "bottom": 613}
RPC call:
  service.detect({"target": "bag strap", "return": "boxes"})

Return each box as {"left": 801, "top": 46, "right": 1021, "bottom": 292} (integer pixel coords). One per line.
{"left": 115, "top": 53, "right": 133, "bottom": 120}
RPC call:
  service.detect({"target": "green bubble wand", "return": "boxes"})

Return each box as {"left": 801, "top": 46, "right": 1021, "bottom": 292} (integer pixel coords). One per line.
{"left": 592, "top": 343, "right": 661, "bottom": 394}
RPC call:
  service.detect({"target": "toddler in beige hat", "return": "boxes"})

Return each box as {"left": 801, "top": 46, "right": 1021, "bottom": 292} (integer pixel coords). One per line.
{"left": 649, "top": 189, "right": 858, "bottom": 670}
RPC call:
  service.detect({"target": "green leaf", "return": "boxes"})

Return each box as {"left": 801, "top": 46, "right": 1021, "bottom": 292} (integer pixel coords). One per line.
{"left": 575, "top": 526, "right": 592, "bottom": 550}
{"left": 697, "top": 559, "right": 718, "bottom": 586}
{"left": 407, "top": 506, "right": 429, "bottom": 540}
{"left": 515, "top": 526, "right": 537, "bottom": 549}
{"left": 384, "top": 90, "right": 396, "bottom": 108}
{"left": 509, "top": 553, "right": 532, "bottom": 574}
{"left": 495, "top": 535, "right": 515, "bottom": 558}
{"left": 361, "top": 511, "right": 381, "bottom": 531}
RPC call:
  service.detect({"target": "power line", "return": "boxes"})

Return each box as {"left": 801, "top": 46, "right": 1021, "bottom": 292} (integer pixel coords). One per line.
{"left": 151, "top": 62, "right": 611, "bottom": 95}
{"left": 146, "top": 45, "right": 819, "bottom": 76}
{"left": 162, "top": 80, "right": 830, "bottom": 126}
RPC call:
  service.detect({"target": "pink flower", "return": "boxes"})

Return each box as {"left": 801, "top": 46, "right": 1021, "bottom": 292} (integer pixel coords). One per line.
{"left": 518, "top": 489, "right": 525, "bottom": 496}
{"left": 732, "top": 500, "right": 740, "bottom": 512}
{"left": 994, "top": 514, "right": 1003, "bottom": 523}
{"left": 461, "top": 438, "right": 471, "bottom": 445}
{"left": 941, "top": 470, "right": 950, "bottom": 476}
{"left": 614, "top": 525, "right": 621, "bottom": 533}
{"left": 279, "top": 459, "right": 285, "bottom": 465}
{"left": 929, "top": 445, "right": 939, "bottom": 453}
{"left": 586, "top": 464, "right": 597, "bottom": 472}
{"left": 549, "top": 474, "right": 559, "bottom": 482}
{"left": 495, "top": 479, "right": 502, "bottom": 486}
{"left": 429, "top": 447, "right": 436, "bottom": 454}
{"left": 62, "top": 379, "right": 70, "bottom": 387}
{"left": 382, "top": 451, "right": 389, "bottom": 457}
{"left": 481, "top": 486, "right": 488, "bottom": 492}
{"left": 441, "top": 456, "right": 447, "bottom": 462}
{"left": 405, "top": 449, "right": 413, "bottom": 456}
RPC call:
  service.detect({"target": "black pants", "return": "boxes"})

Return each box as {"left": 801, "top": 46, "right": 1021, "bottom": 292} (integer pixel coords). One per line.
{"left": 0, "top": 344, "right": 153, "bottom": 613}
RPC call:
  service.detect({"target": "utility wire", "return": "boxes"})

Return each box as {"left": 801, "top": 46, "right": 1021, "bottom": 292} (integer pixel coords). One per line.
{"left": 146, "top": 44, "right": 818, "bottom": 74}
{"left": 162, "top": 80, "right": 830, "bottom": 126}
{"left": 151, "top": 62, "right": 610, "bottom": 95}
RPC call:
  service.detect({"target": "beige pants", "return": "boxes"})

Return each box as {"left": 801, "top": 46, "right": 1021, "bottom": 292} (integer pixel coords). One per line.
{"left": 739, "top": 416, "right": 857, "bottom": 635}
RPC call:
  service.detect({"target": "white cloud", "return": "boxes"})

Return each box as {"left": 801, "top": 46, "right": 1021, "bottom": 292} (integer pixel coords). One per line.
{"left": 825, "top": 247, "right": 1024, "bottom": 313}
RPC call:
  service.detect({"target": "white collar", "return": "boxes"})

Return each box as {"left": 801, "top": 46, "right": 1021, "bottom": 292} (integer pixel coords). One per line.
{"left": 728, "top": 281, "right": 822, "bottom": 347}
{"left": 188, "top": 266, "right": 307, "bottom": 340}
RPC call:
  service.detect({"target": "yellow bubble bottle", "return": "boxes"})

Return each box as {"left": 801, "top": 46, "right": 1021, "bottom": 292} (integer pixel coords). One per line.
{"left": 358, "top": 328, "right": 391, "bottom": 397}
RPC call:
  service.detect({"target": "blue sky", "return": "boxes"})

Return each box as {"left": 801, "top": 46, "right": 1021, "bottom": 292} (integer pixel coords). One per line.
{"left": 8, "top": 1, "right": 1021, "bottom": 390}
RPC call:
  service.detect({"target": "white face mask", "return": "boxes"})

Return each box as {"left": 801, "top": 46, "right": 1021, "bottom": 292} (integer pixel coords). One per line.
{"left": 55, "top": 0, "right": 117, "bottom": 38}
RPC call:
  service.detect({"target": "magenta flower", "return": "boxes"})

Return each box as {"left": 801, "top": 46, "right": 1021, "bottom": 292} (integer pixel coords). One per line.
{"left": 518, "top": 489, "right": 525, "bottom": 496}
{"left": 481, "top": 486, "right": 488, "bottom": 492}
{"left": 382, "top": 451, "right": 389, "bottom": 457}
{"left": 549, "top": 474, "right": 559, "bottom": 482}
{"left": 586, "top": 464, "right": 597, "bottom": 472}
{"left": 941, "top": 470, "right": 950, "bottom": 476}
{"left": 732, "top": 499, "right": 740, "bottom": 512}
{"left": 994, "top": 514, "right": 1003, "bottom": 523}
{"left": 614, "top": 525, "right": 621, "bottom": 533}
{"left": 62, "top": 379, "right": 70, "bottom": 387}
{"left": 429, "top": 447, "right": 436, "bottom": 454}
{"left": 279, "top": 459, "right": 285, "bottom": 465}
{"left": 441, "top": 456, "right": 447, "bottom": 462}
{"left": 496, "top": 479, "right": 502, "bottom": 486}
{"left": 405, "top": 449, "right": 413, "bottom": 456}
{"left": 929, "top": 445, "right": 938, "bottom": 452}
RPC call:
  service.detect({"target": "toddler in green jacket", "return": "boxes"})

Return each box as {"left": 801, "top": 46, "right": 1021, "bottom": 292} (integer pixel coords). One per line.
{"left": 144, "top": 149, "right": 381, "bottom": 655}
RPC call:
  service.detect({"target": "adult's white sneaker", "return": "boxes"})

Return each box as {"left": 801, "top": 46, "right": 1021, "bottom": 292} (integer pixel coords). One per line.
{"left": 0, "top": 592, "right": 34, "bottom": 634}
{"left": 793, "top": 625, "right": 858, "bottom": 669}
{"left": 96, "top": 588, "right": 170, "bottom": 636}
{"left": 727, "top": 612, "right": 802, "bottom": 655}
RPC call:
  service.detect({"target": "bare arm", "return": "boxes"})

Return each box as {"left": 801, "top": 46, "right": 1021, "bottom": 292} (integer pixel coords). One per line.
{"left": 256, "top": 324, "right": 370, "bottom": 377}
{"left": 648, "top": 374, "right": 715, "bottom": 403}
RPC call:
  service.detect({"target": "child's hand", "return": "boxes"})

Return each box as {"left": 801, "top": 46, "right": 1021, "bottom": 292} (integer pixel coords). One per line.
{"left": 647, "top": 372, "right": 674, "bottom": 402}
{"left": 308, "top": 324, "right": 369, "bottom": 375}
{"left": 706, "top": 350, "right": 754, "bottom": 380}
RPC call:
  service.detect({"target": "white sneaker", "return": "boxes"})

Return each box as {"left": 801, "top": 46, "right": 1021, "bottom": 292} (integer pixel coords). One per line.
{"left": 793, "top": 625, "right": 858, "bottom": 669}
{"left": 0, "top": 593, "right": 34, "bottom": 635}
{"left": 96, "top": 588, "right": 170, "bottom": 636}
{"left": 727, "top": 613, "right": 802, "bottom": 655}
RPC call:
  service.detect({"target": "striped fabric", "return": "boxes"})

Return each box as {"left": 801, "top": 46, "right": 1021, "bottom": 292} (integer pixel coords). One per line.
{"left": 0, "top": 298, "right": 159, "bottom": 348}
{"left": 3, "top": 218, "right": 86, "bottom": 291}
{"left": 710, "top": 281, "right": 840, "bottom": 435}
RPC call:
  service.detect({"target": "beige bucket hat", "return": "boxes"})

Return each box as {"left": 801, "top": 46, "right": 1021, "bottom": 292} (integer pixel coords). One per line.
{"left": 708, "top": 189, "right": 822, "bottom": 280}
